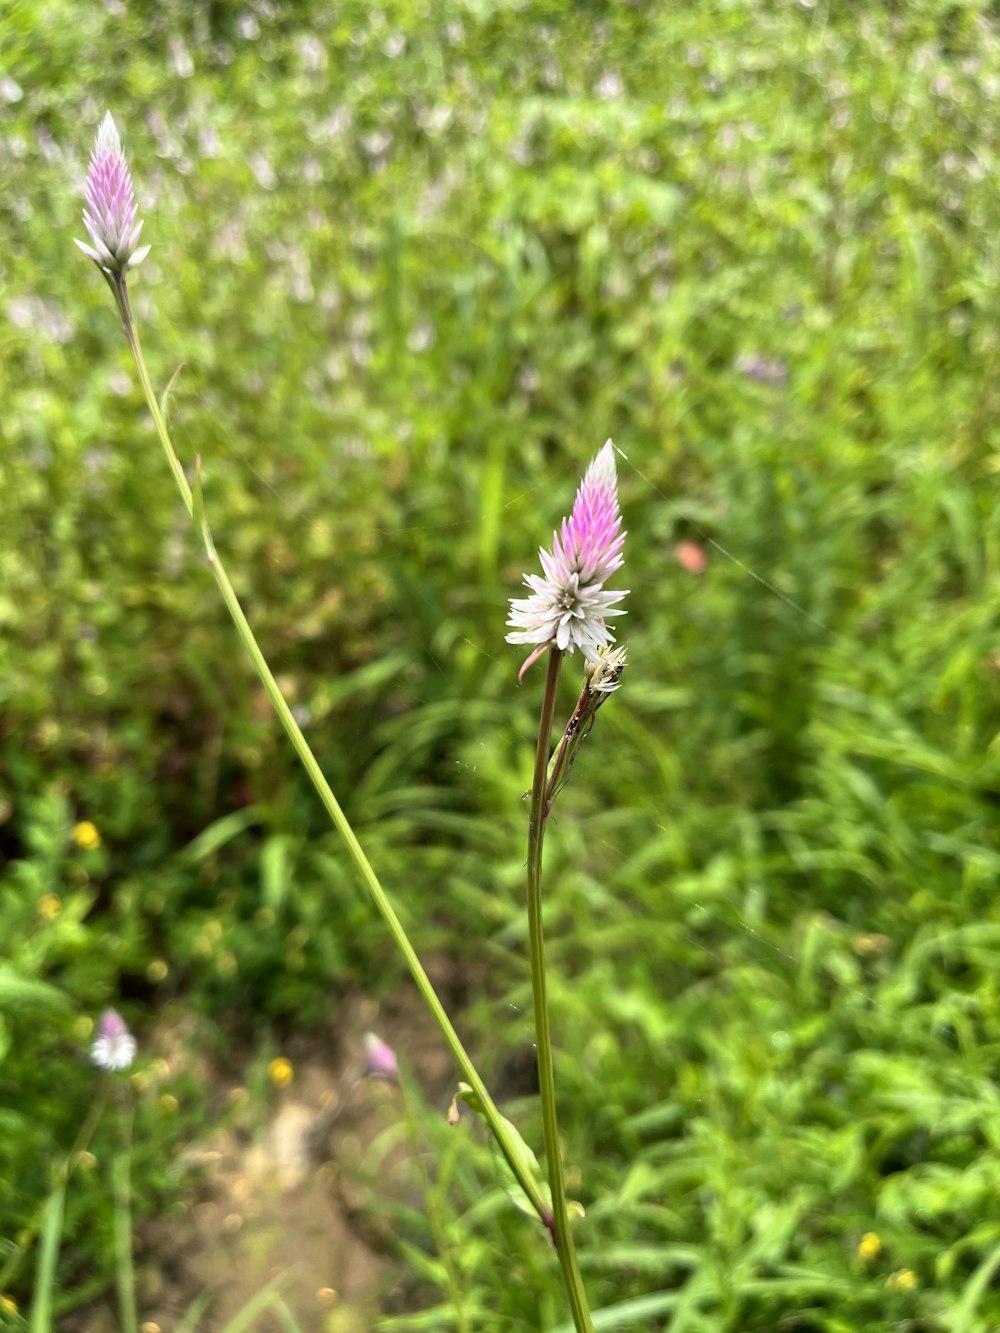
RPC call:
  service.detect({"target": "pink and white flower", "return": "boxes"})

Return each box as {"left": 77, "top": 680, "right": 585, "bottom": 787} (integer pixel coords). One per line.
{"left": 506, "top": 440, "right": 628, "bottom": 678}
{"left": 75, "top": 113, "right": 149, "bottom": 277}
{"left": 91, "top": 1008, "right": 137, "bottom": 1071}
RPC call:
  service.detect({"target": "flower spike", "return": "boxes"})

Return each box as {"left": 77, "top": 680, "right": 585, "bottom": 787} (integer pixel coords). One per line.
{"left": 75, "top": 112, "right": 150, "bottom": 277}
{"left": 506, "top": 440, "right": 628, "bottom": 677}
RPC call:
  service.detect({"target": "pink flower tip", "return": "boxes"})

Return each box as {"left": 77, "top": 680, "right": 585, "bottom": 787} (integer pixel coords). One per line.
{"left": 507, "top": 439, "right": 628, "bottom": 676}
{"left": 75, "top": 112, "right": 150, "bottom": 277}
{"left": 363, "top": 1032, "right": 398, "bottom": 1081}
{"left": 91, "top": 1008, "right": 137, "bottom": 1071}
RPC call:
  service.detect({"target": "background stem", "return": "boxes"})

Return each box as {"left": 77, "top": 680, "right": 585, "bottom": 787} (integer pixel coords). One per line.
{"left": 112, "top": 1102, "right": 138, "bottom": 1333}
{"left": 526, "top": 648, "right": 594, "bottom": 1332}
{"left": 398, "top": 1076, "right": 470, "bottom": 1333}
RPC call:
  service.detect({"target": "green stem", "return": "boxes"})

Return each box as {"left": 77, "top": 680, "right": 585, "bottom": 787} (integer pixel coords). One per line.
{"left": 29, "top": 1185, "right": 64, "bottom": 1333}
{"left": 526, "top": 649, "right": 593, "bottom": 1332}
{"left": 111, "top": 1102, "right": 138, "bottom": 1333}
{"left": 115, "top": 280, "right": 548, "bottom": 1227}
{"left": 398, "top": 1077, "right": 469, "bottom": 1333}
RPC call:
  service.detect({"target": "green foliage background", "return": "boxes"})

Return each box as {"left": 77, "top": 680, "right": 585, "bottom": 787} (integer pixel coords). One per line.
{"left": 2, "top": 0, "right": 1000, "bottom": 1327}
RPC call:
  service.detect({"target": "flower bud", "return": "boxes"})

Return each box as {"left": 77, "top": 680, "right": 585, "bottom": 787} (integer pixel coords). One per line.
{"left": 75, "top": 113, "right": 150, "bottom": 277}
{"left": 363, "top": 1032, "right": 398, "bottom": 1081}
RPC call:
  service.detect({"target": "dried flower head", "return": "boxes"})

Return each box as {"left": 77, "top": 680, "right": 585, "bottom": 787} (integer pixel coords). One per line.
{"left": 91, "top": 1008, "right": 136, "bottom": 1071}
{"left": 506, "top": 440, "right": 628, "bottom": 678}
{"left": 363, "top": 1032, "right": 398, "bottom": 1081}
{"left": 584, "top": 644, "right": 628, "bottom": 694}
{"left": 542, "top": 644, "right": 628, "bottom": 813}
{"left": 75, "top": 112, "right": 150, "bottom": 277}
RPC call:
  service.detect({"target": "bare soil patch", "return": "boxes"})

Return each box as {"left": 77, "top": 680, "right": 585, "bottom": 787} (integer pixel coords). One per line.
{"left": 69, "top": 981, "right": 466, "bottom": 1333}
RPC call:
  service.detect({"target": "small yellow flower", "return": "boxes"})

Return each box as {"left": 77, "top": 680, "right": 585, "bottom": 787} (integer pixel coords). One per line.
{"left": 268, "top": 1057, "right": 294, "bottom": 1088}
{"left": 887, "top": 1268, "right": 918, "bottom": 1291}
{"left": 72, "top": 821, "right": 101, "bottom": 850}
{"left": 858, "top": 1231, "right": 882, "bottom": 1261}
{"left": 140, "top": 1322, "right": 162, "bottom": 1333}
{"left": 146, "top": 959, "right": 168, "bottom": 983}
{"left": 38, "top": 893, "right": 61, "bottom": 920}
{"left": 1, "top": 1294, "right": 18, "bottom": 1314}
{"left": 159, "top": 1093, "right": 179, "bottom": 1113}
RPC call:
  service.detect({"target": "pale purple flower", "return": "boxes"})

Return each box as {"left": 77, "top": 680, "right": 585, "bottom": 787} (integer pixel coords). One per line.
{"left": 363, "top": 1032, "right": 398, "bottom": 1081}
{"left": 735, "top": 352, "right": 787, "bottom": 384}
{"left": 91, "top": 1008, "right": 137, "bottom": 1071}
{"left": 75, "top": 113, "right": 150, "bottom": 276}
{"left": 506, "top": 440, "right": 628, "bottom": 678}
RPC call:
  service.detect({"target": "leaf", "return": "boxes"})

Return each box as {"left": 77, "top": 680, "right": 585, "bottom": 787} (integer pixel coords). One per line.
{"left": 191, "top": 454, "right": 217, "bottom": 563}
{"left": 550, "top": 1289, "right": 680, "bottom": 1333}
{"left": 29, "top": 1183, "right": 65, "bottom": 1333}
{"left": 261, "top": 835, "right": 291, "bottom": 912}
{"left": 947, "top": 1238, "right": 1000, "bottom": 1331}
{"left": 218, "top": 1272, "right": 290, "bottom": 1333}
{"left": 159, "top": 361, "right": 186, "bottom": 429}
{"left": 0, "top": 968, "right": 69, "bottom": 1011}
{"left": 452, "top": 1082, "right": 550, "bottom": 1218}
{"left": 179, "top": 809, "right": 262, "bottom": 864}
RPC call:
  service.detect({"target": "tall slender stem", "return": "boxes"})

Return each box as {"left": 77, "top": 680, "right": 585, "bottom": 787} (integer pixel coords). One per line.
{"left": 398, "top": 1077, "right": 469, "bottom": 1333}
{"left": 115, "top": 282, "right": 548, "bottom": 1227}
{"left": 112, "top": 1102, "right": 138, "bottom": 1333}
{"left": 526, "top": 648, "right": 593, "bottom": 1332}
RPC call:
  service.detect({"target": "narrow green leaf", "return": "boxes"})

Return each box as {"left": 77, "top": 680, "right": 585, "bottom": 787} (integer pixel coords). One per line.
{"left": 261, "top": 835, "right": 291, "bottom": 912}
{"left": 0, "top": 969, "right": 69, "bottom": 1011}
{"left": 159, "top": 361, "right": 186, "bottom": 428}
{"left": 191, "top": 454, "right": 217, "bottom": 561}
{"left": 948, "top": 1238, "right": 1000, "bottom": 1330}
{"left": 218, "top": 1272, "right": 290, "bottom": 1333}
{"left": 175, "top": 1291, "right": 213, "bottom": 1333}
{"left": 29, "top": 1183, "right": 65, "bottom": 1333}
{"left": 180, "top": 808, "right": 261, "bottom": 864}
{"left": 550, "top": 1289, "right": 679, "bottom": 1333}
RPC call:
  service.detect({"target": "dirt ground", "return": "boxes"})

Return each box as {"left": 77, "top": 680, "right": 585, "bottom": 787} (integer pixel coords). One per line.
{"left": 70, "top": 984, "right": 467, "bottom": 1333}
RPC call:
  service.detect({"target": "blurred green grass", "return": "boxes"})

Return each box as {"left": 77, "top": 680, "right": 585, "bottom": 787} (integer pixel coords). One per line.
{"left": 3, "top": 0, "right": 1000, "bottom": 1327}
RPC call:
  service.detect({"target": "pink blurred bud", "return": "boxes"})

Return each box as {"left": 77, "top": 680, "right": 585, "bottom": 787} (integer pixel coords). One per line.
{"left": 447, "top": 1097, "right": 460, "bottom": 1126}
{"left": 363, "top": 1032, "right": 398, "bottom": 1081}
{"left": 674, "top": 541, "right": 706, "bottom": 575}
